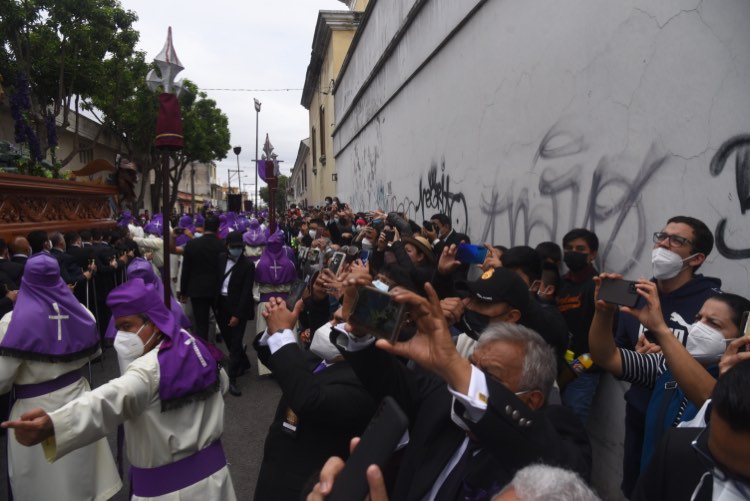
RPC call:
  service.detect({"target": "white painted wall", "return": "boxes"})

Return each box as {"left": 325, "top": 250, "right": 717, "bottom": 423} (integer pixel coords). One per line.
{"left": 334, "top": 0, "right": 750, "bottom": 498}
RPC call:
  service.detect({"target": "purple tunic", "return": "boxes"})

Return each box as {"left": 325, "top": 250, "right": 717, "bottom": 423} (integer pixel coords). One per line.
{"left": 255, "top": 230, "right": 296, "bottom": 285}
{"left": 0, "top": 254, "right": 99, "bottom": 361}
{"left": 107, "top": 279, "right": 219, "bottom": 408}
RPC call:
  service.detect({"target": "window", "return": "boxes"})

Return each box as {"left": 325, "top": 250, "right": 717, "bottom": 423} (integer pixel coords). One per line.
{"left": 319, "top": 105, "right": 326, "bottom": 162}
{"left": 79, "top": 145, "right": 93, "bottom": 164}
{"left": 303, "top": 162, "right": 307, "bottom": 190}
{"left": 311, "top": 127, "right": 317, "bottom": 167}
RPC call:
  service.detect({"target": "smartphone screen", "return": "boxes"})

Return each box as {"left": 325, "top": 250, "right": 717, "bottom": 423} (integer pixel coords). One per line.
{"left": 349, "top": 287, "right": 405, "bottom": 341}
{"left": 286, "top": 278, "right": 307, "bottom": 310}
{"left": 328, "top": 252, "right": 346, "bottom": 276}
{"left": 598, "top": 279, "right": 639, "bottom": 308}
{"left": 455, "top": 243, "right": 488, "bottom": 264}
{"left": 359, "top": 249, "right": 371, "bottom": 265}
{"left": 310, "top": 248, "right": 321, "bottom": 263}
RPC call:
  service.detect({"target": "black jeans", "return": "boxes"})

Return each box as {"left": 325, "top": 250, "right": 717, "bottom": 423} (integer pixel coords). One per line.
{"left": 216, "top": 295, "right": 251, "bottom": 380}
{"left": 190, "top": 296, "right": 217, "bottom": 341}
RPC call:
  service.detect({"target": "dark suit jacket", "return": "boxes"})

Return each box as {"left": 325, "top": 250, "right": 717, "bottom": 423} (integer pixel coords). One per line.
{"left": 433, "top": 229, "right": 471, "bottom": 261}
{"left": 181, "top": 233, "right": 226, "bottom": 298}
{"left": 0, "top": 270, "right": 17, "bottom": 319}
{"left": 217, "top": 253, "right": 255, "bottom": 323}
{"left": 253, "top": 337, "right": 377, "bottom": 501}
{"left": 10, "top": 255, "right": 27, "bottom": 268}
{"left": 50, "top": 248, "right": 81, "bottom": 285}
{"left": 0, "top": 259, "right": 23, "bottom": 284}
{"left": 340, "top": 342, "right": 592, "bottom": 501}
{"left": 632, "top": 427, "right": 712, "bottom": 501}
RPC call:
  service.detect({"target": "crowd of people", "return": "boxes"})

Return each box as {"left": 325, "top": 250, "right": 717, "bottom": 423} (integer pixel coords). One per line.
{"left": 0, "top": 196, "right": 748, "bottom": 501}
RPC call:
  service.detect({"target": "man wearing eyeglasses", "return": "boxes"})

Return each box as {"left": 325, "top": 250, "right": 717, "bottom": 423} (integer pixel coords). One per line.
{"left": 633, "top": 359, "right": 750, "bottom": 500}
{"left": 614, "top": 215, "right": 722, "bottom": 498}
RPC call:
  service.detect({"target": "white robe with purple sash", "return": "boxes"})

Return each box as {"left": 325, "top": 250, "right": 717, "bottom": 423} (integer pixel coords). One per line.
{"left": 0, "top": 311, "right": 122, "bottom": 501}
{"left": 43, "top": 343, "right": 236, "bottom": 500}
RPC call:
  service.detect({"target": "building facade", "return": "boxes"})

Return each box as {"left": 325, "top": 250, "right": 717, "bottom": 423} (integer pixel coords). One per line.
{"left": 289, "top": 138, "right": 311, "bottom": 207}
{"left": 300, "top": 9, "right": 363, "bottom": 206}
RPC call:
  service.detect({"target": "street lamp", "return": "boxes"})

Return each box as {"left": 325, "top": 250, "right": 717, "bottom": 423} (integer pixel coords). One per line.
{"left": 233, "top": 145, "right": 242, "bottom": 203}
{"left": 254, "top": 98, "right": 261, "bottom": 213}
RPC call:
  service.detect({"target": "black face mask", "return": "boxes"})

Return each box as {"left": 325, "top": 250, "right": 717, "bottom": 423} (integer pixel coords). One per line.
{"left": 460, "top": 309, "right": 491, "bottom": 340}
{"left": 563, "top": 251, "right": 589, "bottom": 272}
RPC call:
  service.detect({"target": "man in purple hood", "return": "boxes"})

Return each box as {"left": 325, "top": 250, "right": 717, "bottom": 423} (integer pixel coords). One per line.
{"left": 0, "top": 253, "right": 121, "bottom": 499}
{"left": 3, "top": 278, "right": 237, "bottom": 500}
{"left": 255, "top": 230, "right": 297, "bottom": 375}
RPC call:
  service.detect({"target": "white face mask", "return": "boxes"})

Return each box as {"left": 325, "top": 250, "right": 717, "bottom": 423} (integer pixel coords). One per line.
{"left": 651, "top": 247, "right": 697, "bottom": 280}
{"left": 114, "top": 323, "right": 156, "bottom": 374}
{"left": 309, "top": 229, "right": 317, "bottom": 240}
{"left": 685, "top": 321, "right": 727, "bottom": 364}
{"left": 372, "top": 279, "right": 390, "bottom": 292}
{"left": 310, "top": 323, "right": 341, "bottom": 362}
{"left": 193, "top": 232, "right": 203, "bottom": 238}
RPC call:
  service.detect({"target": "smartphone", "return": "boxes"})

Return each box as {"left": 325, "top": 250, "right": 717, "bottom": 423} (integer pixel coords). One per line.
{"left": 309, "top": 248, "right": 321, "bottom": 263}
{"left": 739, "top": 311, "right": 750, "bottom": 353}
{"left": 298, "top": 246, "right": 309, "bottom": 261}
{"left": 359, "top": 249, "right": 371, "bottom": 265}
{"left": 326, "top": 396, "right": 409, "bottom": 501}
{"left": 349, "top": 286, "right": 407, "bottom": 342}
{"left": 174, "top": 227, "right": 184, "bottom": 235}
{"left": 328, "top": 251, "right": 346, "bottom": 276}
{"left": 598, "top": 278, "right": 639, "bottom": 308}
{"left": 286, "top": 277, "right": 308, "bottom": 310}
{"left": 371, "top": 219, "right": 385, "bottom": 230}
{"left": 455, "top": 243, "right": 488, "bottom": 264}
{"left": 383, "top": 229, "right": 395, "bottom": 242}
{"left": 643, "top": 330, "right": 658, "bottom": 344}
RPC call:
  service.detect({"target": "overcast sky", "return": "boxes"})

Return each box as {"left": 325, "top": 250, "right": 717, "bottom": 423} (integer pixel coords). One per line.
{"left": 120, "top": 0, "right": 347, "bottom": 191}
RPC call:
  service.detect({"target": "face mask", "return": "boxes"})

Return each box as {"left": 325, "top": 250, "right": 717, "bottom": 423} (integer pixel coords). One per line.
{"left": 309, "top": 230, "right": 317, "bottom": 239}
{"left": 229, "top": 247, "right": 243, "bottom": 258}
{"left": 651, "top": 247, "right": 697, "bottom": 280}
{"left": 372, "top": 279, "right": 390, "bottom": 292}
{"left": 194, "top": 232, "right": 203, "bottom": 238}
{"left": 334, "top": 217, "right": 340, "bottom": 224}
{"left": 460, "top": 309, "right": 491, "bottom": 340}
{"left": 686, "top": 322, "right": 727, "bottom": 364}
{"left": 114, "top": 323, "right": 155, "bottom": 373}
{"left": 563, "top": 251, "right": 589, "bottom": 272}
{"left": 310, "top": 323, "right": 341, "bottom": 362}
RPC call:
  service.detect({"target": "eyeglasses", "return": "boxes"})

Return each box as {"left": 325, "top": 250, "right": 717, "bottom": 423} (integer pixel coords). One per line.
{"left": 691, "top": 427, "right": 750, "bottom": 497}
{"left": 653, "top": 231, "right": 692, "bottom": 248}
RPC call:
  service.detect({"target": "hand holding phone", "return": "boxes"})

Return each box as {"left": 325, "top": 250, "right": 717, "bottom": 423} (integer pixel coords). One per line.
{"left": 598, "top": 278, "right": 639, "bottom": 308}
{"left": 349, "top": 287, "right": 407, "bottom": 342}
{"left": 455, "top": 243, "right": 488, "bottom": 264}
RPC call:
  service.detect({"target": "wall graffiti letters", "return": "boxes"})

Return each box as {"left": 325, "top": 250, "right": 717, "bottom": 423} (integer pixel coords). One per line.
{"left": 709, "top": 134, "right": 750, "bottom": 259}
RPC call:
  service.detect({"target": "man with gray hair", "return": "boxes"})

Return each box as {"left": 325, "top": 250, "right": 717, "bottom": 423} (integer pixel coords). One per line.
{"left": 493, "top": 464, "right": 600, "bottom": 501}
{"left": 313, "top": 282, "right": 591, "bottom": 501}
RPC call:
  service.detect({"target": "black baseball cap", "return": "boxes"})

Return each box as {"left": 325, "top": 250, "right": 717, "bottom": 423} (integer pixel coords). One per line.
{"left": 459, "top": 267, "right": 529, "bottom": 313}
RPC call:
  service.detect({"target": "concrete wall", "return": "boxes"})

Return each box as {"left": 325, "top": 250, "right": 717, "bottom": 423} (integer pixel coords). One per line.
{"left": 334, "top": 1, "right": 750, "bottom": 498}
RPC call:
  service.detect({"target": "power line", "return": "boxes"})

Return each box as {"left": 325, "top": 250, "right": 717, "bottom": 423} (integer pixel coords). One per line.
{"left": 201, "top": 87, "right": 302, "bottom": 92}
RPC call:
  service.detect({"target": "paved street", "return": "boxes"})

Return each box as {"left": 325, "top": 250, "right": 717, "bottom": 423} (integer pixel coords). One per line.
{"left": 0, "top": 319, "right": 282, "bottom": 500}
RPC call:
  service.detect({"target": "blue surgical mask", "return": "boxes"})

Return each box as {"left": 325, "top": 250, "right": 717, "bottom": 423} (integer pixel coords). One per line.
{"left": 229, "top": 247, "right": 243, "bottom": 258}
{"left": 193, "top": 232, "right": 203, "bottom": 238}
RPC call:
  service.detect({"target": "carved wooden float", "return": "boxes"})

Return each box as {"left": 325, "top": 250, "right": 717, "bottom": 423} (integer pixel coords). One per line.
{"left": 0, "top": 172, "right": 117, "bottom": 241}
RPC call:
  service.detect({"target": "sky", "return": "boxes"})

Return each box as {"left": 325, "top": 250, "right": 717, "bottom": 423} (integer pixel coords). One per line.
{"left": 120, "top": 0, "right": 348, "bottom": 192}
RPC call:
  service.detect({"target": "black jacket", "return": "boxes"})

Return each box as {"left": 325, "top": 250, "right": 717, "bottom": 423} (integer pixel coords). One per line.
{"left": 632, "top": 427, "right": 712, "bottom": 501}
{"left": 217, "top": 253, "right": 255, "bottom": 323}
{"left": 180, "top": 233, "right": 226, "bottom": 298}
{"left": 253, "top": 336, "right": 376, "bottom": 501}
{"left": 0, "top": 259, "right": 23, "bottom": 285}
{"left": 340, "top": 342, "right": 592, "bottom": 501}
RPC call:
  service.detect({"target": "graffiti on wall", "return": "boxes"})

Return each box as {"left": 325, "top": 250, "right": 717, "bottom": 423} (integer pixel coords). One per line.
{"left": 709, "top": 134, "right": 750, "bottom": 259}
{"left": 348, "top": 125, "right": 749, "bottom": 274}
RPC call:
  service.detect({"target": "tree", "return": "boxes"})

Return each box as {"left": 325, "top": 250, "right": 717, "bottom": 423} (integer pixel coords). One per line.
{"left": 0, "top": 0, "right": 140, "bottom": 167}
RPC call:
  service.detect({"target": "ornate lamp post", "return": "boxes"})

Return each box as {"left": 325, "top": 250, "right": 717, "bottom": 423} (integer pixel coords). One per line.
{"left": 146, "top": 27, "right": 185, "bottom": 305}
{"left": 254, "top": 98, "right": 261, "bottom": 213}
